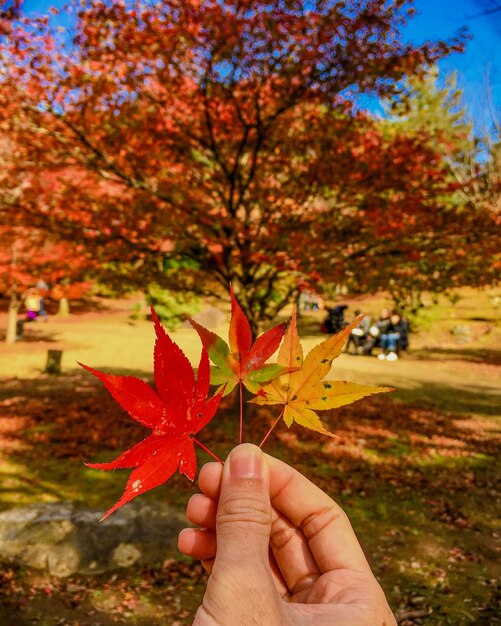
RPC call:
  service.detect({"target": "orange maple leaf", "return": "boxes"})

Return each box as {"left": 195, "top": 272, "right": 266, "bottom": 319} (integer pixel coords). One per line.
{"left": 252, "top": 307, "right": 393, "bottom": 437}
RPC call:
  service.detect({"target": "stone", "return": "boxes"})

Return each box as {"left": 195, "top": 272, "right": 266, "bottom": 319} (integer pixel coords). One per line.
{"left": 0, "top": 502, "right": 186, "bottom": 577}
{"left": 112, "top": 543, "right": 142, "bottom": 568}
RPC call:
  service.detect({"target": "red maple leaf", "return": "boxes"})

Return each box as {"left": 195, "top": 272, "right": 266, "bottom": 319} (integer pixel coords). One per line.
{"left": 80, "top": 308, "right": 222, "bottom": 520}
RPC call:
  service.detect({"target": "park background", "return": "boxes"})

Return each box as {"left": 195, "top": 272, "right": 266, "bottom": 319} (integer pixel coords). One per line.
{"left": 0, "top": 0, "right": 499, "bottom": 624}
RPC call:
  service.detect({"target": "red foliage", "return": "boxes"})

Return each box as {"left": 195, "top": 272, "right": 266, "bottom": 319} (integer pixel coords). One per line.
{"left": 0, "top": 226, "right": 95, "bottom": 300}
{"left": 1, "top": 1, "right": 494, "bottom": 323}
{"left": 81, "top": 308, "right": 223, "bottom": 519}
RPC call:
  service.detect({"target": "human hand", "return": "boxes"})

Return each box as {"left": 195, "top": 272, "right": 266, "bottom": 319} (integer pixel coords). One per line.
{"left": 178, "top": 444, "right": 396, "bottom": 626}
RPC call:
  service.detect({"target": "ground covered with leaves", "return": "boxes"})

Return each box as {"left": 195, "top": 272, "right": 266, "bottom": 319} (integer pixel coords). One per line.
{"left": 0, "top": 291, "right": 499, "bottom": 624}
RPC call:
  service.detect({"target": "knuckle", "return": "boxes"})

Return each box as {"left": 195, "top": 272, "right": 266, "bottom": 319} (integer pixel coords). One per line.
{"left": 270, "top": 524, "right": 296, "bottom": 551}
{"left": 301, "top": 504, "right": 346, "bottom": 539}
{"left": 217, "top": 495, "right": 272, "bottom": 528}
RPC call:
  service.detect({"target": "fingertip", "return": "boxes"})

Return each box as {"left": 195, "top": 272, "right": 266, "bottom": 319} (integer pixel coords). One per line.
{"left": 186, "top": 493, "right": 217, "bottom": 528}
{"left": 226, "top": 443, "right": 268, "bottom": 481}
{"left": 178, "top": 527, "right": 217, "bottom": 561}
{"left": 178, "top": 527, "right": 191, "bottom": 555}
{"left": 199, "top": 461, "right": 223, "bottom": 499}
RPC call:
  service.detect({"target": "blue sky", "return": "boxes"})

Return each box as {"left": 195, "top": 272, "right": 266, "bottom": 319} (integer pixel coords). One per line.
{"left": 22, "top": 0, "right": 501, "bottom": 133}
{"left": 402, "top": 0, "right": 501, "bottom": 134}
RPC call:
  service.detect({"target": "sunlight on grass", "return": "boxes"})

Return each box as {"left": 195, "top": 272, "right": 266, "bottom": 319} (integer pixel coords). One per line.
{"left": 0, "top": 287, "right": 499, "bottom": 624}
{"left": 0, "top": 455, "right": 120, "bottom": 511}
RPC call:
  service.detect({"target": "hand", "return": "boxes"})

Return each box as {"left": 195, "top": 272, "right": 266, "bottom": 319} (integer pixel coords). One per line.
{"left": 178, "top": 444, "right": 396, "bottom": 626}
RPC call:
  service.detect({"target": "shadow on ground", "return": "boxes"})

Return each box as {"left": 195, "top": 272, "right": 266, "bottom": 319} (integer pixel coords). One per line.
{"left": 0, "top": 366, "right": 500, "bottom": 625}
{"left": 410, "top": 347, "right": 501, "bottom": 367}
{"left": 391, "top": 379, "right": 501, "bottom": 417}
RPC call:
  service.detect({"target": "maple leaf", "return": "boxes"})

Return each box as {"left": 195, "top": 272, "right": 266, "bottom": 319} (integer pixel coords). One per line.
{"left": 188, "top": 285, "right": 289, "bottom": 396}
{"left": 252, "top": 307, "right": 393, "bottom": 437}
{"left": 80, "top": 307, "right": 223, "bottom": 520}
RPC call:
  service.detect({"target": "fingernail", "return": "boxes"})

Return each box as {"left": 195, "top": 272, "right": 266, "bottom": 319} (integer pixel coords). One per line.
{"left": 230, "top": 444, "right": 263, "bottom": 479}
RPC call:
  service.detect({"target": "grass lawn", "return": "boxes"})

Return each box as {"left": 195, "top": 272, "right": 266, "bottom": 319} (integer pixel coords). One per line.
{"left": 0, "top": 288, "right": 499, "bottom": 625}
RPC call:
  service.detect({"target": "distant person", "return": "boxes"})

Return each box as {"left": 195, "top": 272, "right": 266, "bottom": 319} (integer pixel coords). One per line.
{"left": 346, "top": 309, "right": 371, "bottom": 353}
{"left": 301, "top": 290, "right": 323, "bottom": 311}
{"left": 24, "top": 288, "right": 41, "bottom": 322}
{"left": 359, "top": 308, "right": 391, "bottom": 355}
{"left": 378, "top": 312, "right": 409, "bottom": 361}
{"left": 36, "top": 279, "right": 49, "bottom": 321}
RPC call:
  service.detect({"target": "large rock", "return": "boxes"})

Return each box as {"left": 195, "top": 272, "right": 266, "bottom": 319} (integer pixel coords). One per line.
{"left": 0, "top": 502, "right": 186, "bottom": 577}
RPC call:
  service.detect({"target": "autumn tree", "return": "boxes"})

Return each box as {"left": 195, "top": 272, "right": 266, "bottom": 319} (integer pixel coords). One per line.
{"left": 0, "top": 226, "right": 94, "bottom": 342}
{"left": 0, "top": 0, "right": 20, "bottom": 36}
{"left": 0, "top": 0, "right": 468, "bottom": 328}
{"left": 0, "top": 124, "right": 95, "bottom": 342}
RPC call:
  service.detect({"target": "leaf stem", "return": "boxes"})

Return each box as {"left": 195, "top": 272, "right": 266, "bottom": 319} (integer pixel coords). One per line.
{"left": 193, "top": 438, "right": 223, "bottom": 465}
{"left": 239, "top": 380, "right": 243, "bottom": 444}
{"left": 259, "top": 409, "right": 285, "bottom": 449}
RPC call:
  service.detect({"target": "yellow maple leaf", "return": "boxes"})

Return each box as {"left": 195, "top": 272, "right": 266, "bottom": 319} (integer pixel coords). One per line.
{"left": 252, "top": 307, "right": 393, "bottom": 437}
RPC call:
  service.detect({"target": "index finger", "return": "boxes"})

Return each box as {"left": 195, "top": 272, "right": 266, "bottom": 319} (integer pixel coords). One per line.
{"left": 266, "top": 454, "right": 370, "bottom": 574}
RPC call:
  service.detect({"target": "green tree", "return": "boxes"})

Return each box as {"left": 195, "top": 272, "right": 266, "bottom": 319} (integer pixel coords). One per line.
{"left": 359, "top": 69, "right": 500, "bottom": 311}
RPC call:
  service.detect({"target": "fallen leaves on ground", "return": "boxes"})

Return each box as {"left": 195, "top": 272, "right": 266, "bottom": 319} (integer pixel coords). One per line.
{"left": 0, "top": 370, "right": 499, "bottom": 625}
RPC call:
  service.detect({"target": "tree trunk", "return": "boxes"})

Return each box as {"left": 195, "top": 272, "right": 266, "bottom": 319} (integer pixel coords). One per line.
{"left": 45, "top": 349, "right": 63, "bottom": 375}
{"left": 58, "top": 297, "right": 70, "bottom": 317}
{"left": 6, "top": 293, "right": 19, "bottom": 344}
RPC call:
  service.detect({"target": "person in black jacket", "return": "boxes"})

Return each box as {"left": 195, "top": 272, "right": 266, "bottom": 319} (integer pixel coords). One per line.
{"left": 321, "top": 305, "right": 348, "bottom": 334}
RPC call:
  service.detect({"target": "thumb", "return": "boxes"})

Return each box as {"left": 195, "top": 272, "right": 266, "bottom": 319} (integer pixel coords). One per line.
{"left": 195, "top": 446, "right": 281, "bottom": 626}
{"left": 214, "top": 443, "right": 272, "bottom": 569}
